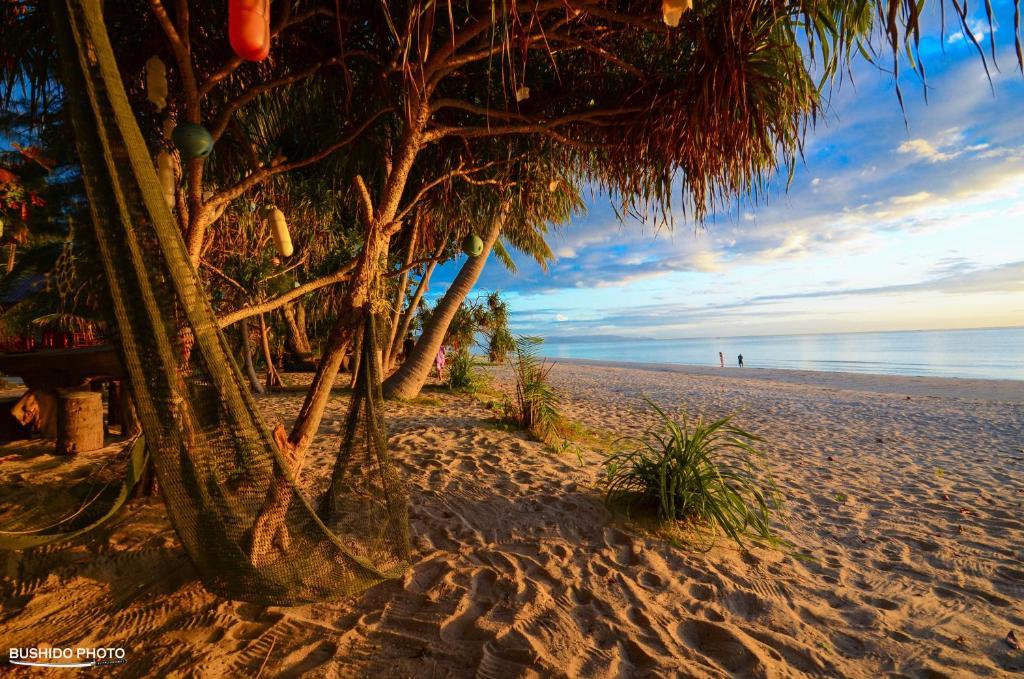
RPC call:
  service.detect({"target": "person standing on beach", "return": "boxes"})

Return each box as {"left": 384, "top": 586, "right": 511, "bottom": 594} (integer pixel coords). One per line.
{"left": 738, "top": 354, "right": 744, "bottom": 367}
{"left": 402, "top": 332, "right": 415, "bottom": 363}
{"left": 719, "top": 352, "right": 724, "bottom": 367}
{"left": 434, "top": 344, "right": 447, "bottom": 379}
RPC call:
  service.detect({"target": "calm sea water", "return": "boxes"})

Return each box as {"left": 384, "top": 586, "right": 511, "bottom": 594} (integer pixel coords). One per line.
{"left": 542, "top": 327, "right": 1024, "bottom": 381}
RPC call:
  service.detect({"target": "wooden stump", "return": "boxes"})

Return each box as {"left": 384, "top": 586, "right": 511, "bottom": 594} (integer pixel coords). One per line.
{"left": 11, "top": 389, "right": 59, "bottom": 438}
{"left": 120, "top": 385, "right": 142, "bottom": 437}
{"left": 106, "top": 380, "right": 141, "bottom": 436}
{"left": 56, "top": 390, "right": 104, "bottom": 455}
{"left": 107, "top": 380, "right": 122, "bottom": 434}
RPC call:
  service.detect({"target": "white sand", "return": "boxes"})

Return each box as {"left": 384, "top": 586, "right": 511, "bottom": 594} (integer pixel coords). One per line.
{"left": 1, "top": 363, "right": 1022, "bottom": 677}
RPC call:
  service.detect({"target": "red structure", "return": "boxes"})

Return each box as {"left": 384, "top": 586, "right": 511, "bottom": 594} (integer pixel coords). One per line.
{"left": 0, "top": 330, "right": 104, "bottom": 354}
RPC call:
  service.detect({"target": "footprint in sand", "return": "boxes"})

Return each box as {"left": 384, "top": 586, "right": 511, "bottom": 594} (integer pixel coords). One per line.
{"left": 439, "top": 568, "right": 500, "bottom": 643}
{"left": 677, "top": 618, "right": 767, "bottom": 676}
{"left": 723, "top": 589, "right": 770, "bottom": 619}
{"left": 274, "top": 640, "right": 338, "bottom": 678}
{"left": 687, "top": 582, "right": 716, "bottom": 601}
{"left": 637, "top": 570, "right": 664, "bottom": 590}
{"left": 863, "top": 595, "right": 900, "bottom": 611}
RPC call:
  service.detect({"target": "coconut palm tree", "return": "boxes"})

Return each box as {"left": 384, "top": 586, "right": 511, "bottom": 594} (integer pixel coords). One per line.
{"left": 384, "top": 156, "right": 578, "bottom": 398}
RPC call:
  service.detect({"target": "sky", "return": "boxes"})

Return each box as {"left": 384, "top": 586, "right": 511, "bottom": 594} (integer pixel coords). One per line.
{"left": 431, "top": 3, "right": 1024, "bottom": 340}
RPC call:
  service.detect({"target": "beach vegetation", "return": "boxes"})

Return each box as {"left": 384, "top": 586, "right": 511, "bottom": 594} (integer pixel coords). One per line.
{"left": 483, "top": 293, "right": 515, "bottom": 364}
{"left": 604, "top": 399, "right": 780, "bottom": 549}
{"left": 488, "top": 327, "right": 515, "bottom": 365}
{"left": 416, "top": 291, "right": 516, "bottom": 365}
{"left": 504, "top": 336, "right": 564, "bottom": 444}
{"left": 559, "top": 420, "right": 617, "bottom": 455}
{"left": 446, "top": 346, "right": 482, "bottom": 393}
{"left": 5, "top": 0, "right": 1004, "bottom": 450}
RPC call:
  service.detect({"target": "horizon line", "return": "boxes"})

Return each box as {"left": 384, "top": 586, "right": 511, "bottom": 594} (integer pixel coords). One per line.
{"left": 533, "top": 323, "right": 1024, "bottom": 343}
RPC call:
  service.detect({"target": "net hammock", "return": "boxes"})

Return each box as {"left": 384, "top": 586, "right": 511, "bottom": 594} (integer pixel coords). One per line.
{"left": 50, "top": 0, "right": 409, "bottom": 604}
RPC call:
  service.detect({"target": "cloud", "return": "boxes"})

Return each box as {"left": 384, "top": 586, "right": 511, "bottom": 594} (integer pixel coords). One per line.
{"left": 512, "top": 261, "right": 1024, "bottom": 338}
{"left": 897, "top": 139, "right": 957, "bottom": 162}
{"left": 744, "top": 260, "right": 1024, "bottom": 301}
{"left": 890, "top": 191, "right": 934, "bottom": 205}
{"left": 947, "top": 18, "right": 995, "bottom": 45}
{"left": 758, "top": 231, "right": 810, "bottom": 260}
{"left": 439, "top": 42, "right": 1024, "bottom": 339}
{"left": 928, "top": 256, "right": 977, "bottom": 277}
{"left": 689, "top": 251, "right": 722, "bottom": 272}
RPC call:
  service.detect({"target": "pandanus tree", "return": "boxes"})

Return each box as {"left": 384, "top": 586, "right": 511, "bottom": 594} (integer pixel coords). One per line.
{"left": 0, "top": 0, "right": 878, "bottom": 461}
{"left": 284, "top": 0, "right": 857, "bottom": 446}
{"left": 5, "top": 0, "right": 1017, "bottom": 461}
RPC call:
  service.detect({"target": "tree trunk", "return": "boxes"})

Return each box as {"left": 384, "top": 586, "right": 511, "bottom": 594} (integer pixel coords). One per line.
{"left": 383, "top": 214, "right": 503, "bottom": 400}
{"left": 259, "top": 314, "right": 283, "bottom": 389}
{"left": 382, "top": 219, "right": 418, "bottom": 370}
{"left": 6, "top": 244, "right": 15, "bottom": 274}
{"left": 282, "top": 302, "right": 312, "bottom": 356}
{"left": 348, "top": 323, "right": 364, "bottom": 389}
{"left": 120, "top": 382, "right": 142, "bottom": 437}
{"left": 284, "top": 226, "right": 390, "bottom": 453}
{"left": 296, "top": 303, "right": 308, "bottom": 344}
{"left": 239, "top": 316, "right": 266, "bottom": 395}
{"left": 386, "top": 236, "right": 445, "bottom": 371}
{"left": 283, "top": 102, "right": 426, "bottom": 456}
{"left": 56, "top": 390, "right": 104, "bottom": 455}
{"left": 106, "top": 380, "right": 122, "bottom": 436}
{"left": 246, "top": 100, "right": 429, "bottom": 558}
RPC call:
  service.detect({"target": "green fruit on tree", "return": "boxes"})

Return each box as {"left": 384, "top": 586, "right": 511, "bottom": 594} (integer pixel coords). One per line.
{"left": 462, "top": 233, "right": 483, "bottom": 257}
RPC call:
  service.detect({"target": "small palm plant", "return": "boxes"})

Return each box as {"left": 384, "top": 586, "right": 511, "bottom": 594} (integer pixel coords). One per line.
{"left": 604, "top": 399, "right": 780, "bottom": 549}
{"left": 505, "top": 336, "right": 562, "bottom": 443}
{"left": 446, "top": 346, "right": 480, "bottom": 393}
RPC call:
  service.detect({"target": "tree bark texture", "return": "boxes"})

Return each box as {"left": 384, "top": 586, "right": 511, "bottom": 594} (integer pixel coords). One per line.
{"left": 383, "top": 214, "right": 503, "bottom": 400}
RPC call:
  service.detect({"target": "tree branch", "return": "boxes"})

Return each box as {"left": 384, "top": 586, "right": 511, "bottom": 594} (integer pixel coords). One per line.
{"left": 423, "top": 108, "right": 639, "bottom": 145}
{"left": 566, "top": 1, "right": 667, "bottom": 32}
{"left": 207, "top": 107, "right": 394, "bottom": 209}
{"left": 546, "top": 35, "right": 645, "bottom": 78}
{"left": 217, "top": 258, "right": 359, "bottom": 328}
{"left": 393, "top": 160, "right": 503, "bottom": 223}
{"left": 200, "top": 260, "right": 249, "bottom": 294}
{"left": 148, "top": 0, "right": 199, "bottom": 119}
{"left": 430, "top": 98, "right": 531, "bottom": 122}
{"left": 421, "top": 0, "right": 568, "bottom": 81}
{"left": 385, "top": 253, "right": 446, "bottom": 278}
{"left": 353, "top": 174, "right": 374, "bottom": 226}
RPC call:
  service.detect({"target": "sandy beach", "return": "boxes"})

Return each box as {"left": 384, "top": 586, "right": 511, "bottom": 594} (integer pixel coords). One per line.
{"left": 1, "top": 362, "right": 1022, "bottom": 677}
{"left": 6, "top": 2, "right": 1024, "bottom": 677}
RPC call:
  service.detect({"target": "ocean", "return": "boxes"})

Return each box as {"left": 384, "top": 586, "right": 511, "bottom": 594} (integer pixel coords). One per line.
{"left": 540, "top": 327, "right": 1024, "bottom": 381}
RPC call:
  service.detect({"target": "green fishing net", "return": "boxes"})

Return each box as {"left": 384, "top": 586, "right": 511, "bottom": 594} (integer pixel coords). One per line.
{"left": 50, "top": 0, "right": 409, "bottom": 604}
